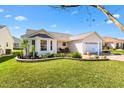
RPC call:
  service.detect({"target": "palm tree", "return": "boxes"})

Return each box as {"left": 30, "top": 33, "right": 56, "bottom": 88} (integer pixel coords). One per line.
{"left": 31, "top": 45, "right": 35, "bottom": 59}
{"left": 21, "top": 40, "right": 29, "bottom": 58}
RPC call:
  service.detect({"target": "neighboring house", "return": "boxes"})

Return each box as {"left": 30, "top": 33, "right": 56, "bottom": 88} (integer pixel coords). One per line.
{"left": 103, "top": 37, "right": 124, "bottom": 49}
{"left": 0, "top": 25, "right": 14, "bottom": 55}
{"left": 13, "top": 36, "right": 22, "bottom": 49}
{"left": 21, "top": 29, "right": 103, "bottom": 56}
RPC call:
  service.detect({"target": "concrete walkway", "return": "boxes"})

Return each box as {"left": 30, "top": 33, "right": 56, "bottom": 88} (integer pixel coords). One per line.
{"left": 107, "top": 55, "right": 124, "bottom": 62}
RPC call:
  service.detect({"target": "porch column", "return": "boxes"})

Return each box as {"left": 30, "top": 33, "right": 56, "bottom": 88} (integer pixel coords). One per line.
{"left": 100, "top": 42, "right": 103, "bottom": 52}
{"left": 97, "top": 42, "right": 100, "bottom": 56}
{"left": 82, "top": 42, "right": 84, "bottom": 55}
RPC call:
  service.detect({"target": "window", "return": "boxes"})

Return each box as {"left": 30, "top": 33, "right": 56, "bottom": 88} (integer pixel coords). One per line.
{"left": 63, "top": 42, "right": 66, "bottom": 46}
{"left": 40, "top": 40, "right": 47, "bottom": 51}
{"left": 6, "top": 42, "right": 8, "bottom": 47}
{"left": 50, "top": 41, "right": 53, "bottom": 50}
{"left": 32, "top": 40, "right": 35, "bottom": 46}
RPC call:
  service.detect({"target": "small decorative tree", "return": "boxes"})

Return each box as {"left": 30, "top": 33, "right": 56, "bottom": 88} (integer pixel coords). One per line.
{"left": 21, "top": 40, "right": 29, "bottom": 58}
{"left": 31, "top": 45, "right": 35, "bottom": 59}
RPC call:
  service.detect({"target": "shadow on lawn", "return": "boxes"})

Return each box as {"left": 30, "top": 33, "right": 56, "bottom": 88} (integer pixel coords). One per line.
{"left": 0, "top": 55, "right": 15, "bottom": 63}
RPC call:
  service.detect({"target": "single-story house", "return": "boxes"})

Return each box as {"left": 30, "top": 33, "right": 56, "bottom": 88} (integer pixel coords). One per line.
{"left": 0, "top": 25, "right": 14, "bottom": 55}
{"left": 13, "top": 36, "right": 22, "bottom": 49}
{"left": 103, "top": 37, "right": 124, "bottom": 49}
{"left": 21, "top": 29, "right": 103, "bottom": 56}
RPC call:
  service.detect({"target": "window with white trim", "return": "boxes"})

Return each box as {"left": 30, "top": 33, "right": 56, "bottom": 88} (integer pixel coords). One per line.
{"left": 40, "top": 40, "right": 47, "bottom": 51}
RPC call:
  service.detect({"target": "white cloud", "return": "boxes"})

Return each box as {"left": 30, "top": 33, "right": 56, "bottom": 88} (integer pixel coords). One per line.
{"left": 50, "top": 24, "right": 57, "bottom": 28}
{"left": 106, "top": 14, "right": 120, "bottom": 24}
{"left": 14, "top": 26, "right": 20, "bottom": 29}
{"left": 113, "top": 14, "right": 120, "bottom": 19}
{"left": 15, "top": 16, "right": 27, "bottom": 21}
{"left": 106, "top": 20, "right": 113, "bottom": 24}
{"left": 0, "top": 8, "right": 4, "bottom": 12}
{"left": 5, "top": 15, "right": 12, "bottom": 18}
{"left": 71, "top": 10, "right": 78, "bottom": 15}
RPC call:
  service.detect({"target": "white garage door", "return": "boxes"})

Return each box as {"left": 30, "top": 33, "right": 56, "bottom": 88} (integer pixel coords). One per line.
{"left": 85, "top": 43, "right": 98, "bottom": 53}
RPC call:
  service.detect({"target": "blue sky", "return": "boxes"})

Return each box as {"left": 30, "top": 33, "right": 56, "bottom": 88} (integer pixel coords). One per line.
{"left": 0, "top": 5, "right": 124, "bottom": 39}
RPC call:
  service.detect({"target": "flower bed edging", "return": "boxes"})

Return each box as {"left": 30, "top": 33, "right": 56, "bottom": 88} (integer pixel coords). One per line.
{"left": 15, "top": 57, "right": 109, "bottom": 62}
{"left": 16, "top": 57, "right": 64, "bottom": 62}
{"left": 82, "top": 59, "right": 109, "bottom": 61}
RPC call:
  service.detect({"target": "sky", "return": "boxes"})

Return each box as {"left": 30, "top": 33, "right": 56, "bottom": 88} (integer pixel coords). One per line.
{"left": 0, "top": 5, "right": 124, "bottom": 39}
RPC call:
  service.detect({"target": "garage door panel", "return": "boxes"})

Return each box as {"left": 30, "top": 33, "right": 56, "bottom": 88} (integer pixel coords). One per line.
{"left": 85, "top": 43, "right": 98, "bottom": 53}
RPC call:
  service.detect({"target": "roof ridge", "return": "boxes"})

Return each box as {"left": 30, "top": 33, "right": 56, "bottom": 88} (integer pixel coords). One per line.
{"left": 49, "top": 31, "right": 72, "bottom": 35}
{"left": 73, "top": 31, "right": 95, "bottom": 36}
{"left": 103, "top": 36, "right": 124, "bottom": 40}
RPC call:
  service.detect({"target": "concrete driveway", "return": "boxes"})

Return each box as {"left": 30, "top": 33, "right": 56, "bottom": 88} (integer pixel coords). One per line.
{"left": 107, "top": 55, "right": 124, "bottom": 62}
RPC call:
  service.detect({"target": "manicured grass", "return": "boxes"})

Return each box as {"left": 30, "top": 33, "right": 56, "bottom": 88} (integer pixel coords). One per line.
{"left": 0, "top": 57, "right": 124, "bottom": 88}
{"left": 111, "top": 49, "right": 124, "bottom": 55}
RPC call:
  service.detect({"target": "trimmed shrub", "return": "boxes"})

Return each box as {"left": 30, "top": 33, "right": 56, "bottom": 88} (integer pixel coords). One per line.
{"left": 71, "top": 52, "right": 82, "bottom": 58}
{"left": 41, "top": 54, "right": 48, "bottom": 58}
{"left": 54, "top": 53, "right": 65, "bottom": 57}
{"left": 47, "top": 54, "right": 55, "bottom": 58}
{"left": 12, "top": 51, "right": 23, "bottom": 57}
{"left": 95, "top": 55, "right": 99, "bottom": 59}
{"left": 103, "top": 55, "right": 107, "bottom": 59}
{"left": 59, "top": 53, "right": 65, "bottom": 57}
{"left": 66, "top": 53, "right": 72, "bottom": 57}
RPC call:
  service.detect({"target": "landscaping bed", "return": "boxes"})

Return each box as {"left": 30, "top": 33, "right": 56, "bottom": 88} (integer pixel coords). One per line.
{"left": 16, "top": 57, "right": 81, "bottom": 62}
{"left": 14, "top": 50, "right": 108, "bottom": 62}
{"left": 16, "top": 56, "right": 109, "bottom": 62}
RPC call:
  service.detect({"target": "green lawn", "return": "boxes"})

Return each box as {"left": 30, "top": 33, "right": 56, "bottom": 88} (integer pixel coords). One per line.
{"left": 111, "top": 49, "right": 124, "bottom": 55}
{"left": 0, "top": 56, "right": 124, "bottom": 88}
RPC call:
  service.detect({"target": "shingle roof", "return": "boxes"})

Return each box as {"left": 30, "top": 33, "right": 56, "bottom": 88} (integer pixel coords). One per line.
{"left": 103, "top": 36, "right": 124, "bottom": 43}
{"left": 70, "top": 32, "right": 94, "bottom": 41}
{"left": 21, "top": 29, "right": 100, "bottom": 41}
{"left": 49, "top": 32, "right": 72, "bottom": 41}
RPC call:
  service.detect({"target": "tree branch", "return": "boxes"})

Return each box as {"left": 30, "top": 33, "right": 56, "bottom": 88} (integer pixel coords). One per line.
{"left": 91, "top": 5, "right": 124, "bottom": 32}
{"left": 51, "top": 5, "right": 124, "bottom": 32}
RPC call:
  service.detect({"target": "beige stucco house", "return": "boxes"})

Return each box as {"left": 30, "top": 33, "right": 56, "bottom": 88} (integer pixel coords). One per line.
{"left": 103, "top": 37, "right": 124, "bottom": 49}
{"left": 21, "top": 29, "right": 103, "bottom": 56}
{"left": 0, "top": 25, "right": 14, "bottom": 55}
